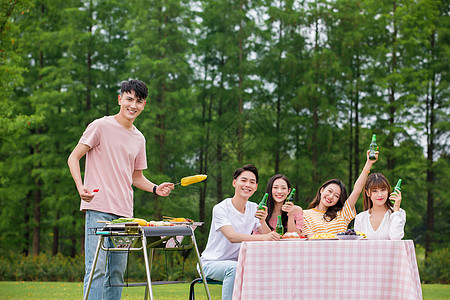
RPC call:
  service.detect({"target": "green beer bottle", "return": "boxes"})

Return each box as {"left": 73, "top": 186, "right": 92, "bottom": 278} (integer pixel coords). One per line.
{"left": 275, "top": 215, "right": 284, "bottom": 235}
{"left": 369, "top": 134, "right": 378, "bottom": 160}
{"left": 257, "top": 193, "right": 268, "bottom": 211}
{"left": 391, "top": 179, "right": 402, "bottom": 204}
{"left": 286, "top": 188, "right": 296, "bottom": 202}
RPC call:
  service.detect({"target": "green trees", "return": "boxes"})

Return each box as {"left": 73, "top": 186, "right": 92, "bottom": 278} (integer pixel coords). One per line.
{"left": 0, "top": 0, "right": 448, "bottom": 257}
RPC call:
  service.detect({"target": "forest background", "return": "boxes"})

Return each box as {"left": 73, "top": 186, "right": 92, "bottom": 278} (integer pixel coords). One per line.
{"left": 0, "top": 0, "right": 448, "bottom": 283}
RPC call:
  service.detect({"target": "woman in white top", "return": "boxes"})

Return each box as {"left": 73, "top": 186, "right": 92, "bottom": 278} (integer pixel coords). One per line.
{"left": 355, "top": 173, "right": 406, "bottom": 240}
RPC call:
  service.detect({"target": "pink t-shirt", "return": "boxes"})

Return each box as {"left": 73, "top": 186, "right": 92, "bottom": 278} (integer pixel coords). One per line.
{"left": 79, "top": 116, "right": 147, "bottom": 217}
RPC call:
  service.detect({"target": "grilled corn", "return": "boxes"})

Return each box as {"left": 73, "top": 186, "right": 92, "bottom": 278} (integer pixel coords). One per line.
{"left": 181, "top": 174, "right": 207, "bottom": 186}
{"left": 132, "top": 218, "right": 148, "bottom": 226}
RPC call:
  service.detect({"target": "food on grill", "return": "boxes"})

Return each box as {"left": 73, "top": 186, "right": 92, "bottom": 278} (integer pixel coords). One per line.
{"left": 147, "top": 221, "right": 172, "bottom": 226}
{"left": 170, "top": 217, "right": 193, "bottom": 223}
{"left": 110, "top": 217, "right": 148, "bottom": 226}
{"left": 309, "top": 233, "right": 336, "bottom": 239}
{"left": 132, "top": 218, "right": 148, "bottom": 226}
{"left": 109, "top": 217, "right": 195, "bottom": 227}
{"left": 111, "top": 218, "right": 134, "bottom": 224}
{"left": 171, "top": 218, "right": 186, "bottom": 222}
{"left": 181, "top": 174, "right": 207, "bottom": 186}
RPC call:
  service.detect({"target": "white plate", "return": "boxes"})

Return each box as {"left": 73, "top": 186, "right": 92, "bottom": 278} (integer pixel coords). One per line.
{"left": 336, "top": 235, "right": 363, "bottom": 240}
{"left": 280, "top": 238, "right": 308, "bottom": 241}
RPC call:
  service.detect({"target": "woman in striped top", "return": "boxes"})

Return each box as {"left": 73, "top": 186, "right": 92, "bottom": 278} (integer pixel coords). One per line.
{"left": 302, "top": 150, "right": 378, "bottom": 238}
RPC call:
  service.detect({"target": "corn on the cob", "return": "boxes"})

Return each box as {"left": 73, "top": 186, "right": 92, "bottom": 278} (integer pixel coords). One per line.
{"left": 171, "top": 217, "right": 187, "bottom": 222}
{"left": 180, "top": 174, "right": 207, "bottom": 186}
{"left": 132, "top": 218, "right": 148, "bottom": 226}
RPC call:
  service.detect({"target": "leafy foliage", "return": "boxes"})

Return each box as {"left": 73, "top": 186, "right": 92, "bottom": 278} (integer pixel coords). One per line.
{"left": 0, "top": 0, "right": 447, "bottom": 269}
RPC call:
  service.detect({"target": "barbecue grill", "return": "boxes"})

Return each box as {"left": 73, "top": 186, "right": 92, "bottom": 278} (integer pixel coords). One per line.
{"left": 84, "top": 222, "right": 210, "bottom": 300}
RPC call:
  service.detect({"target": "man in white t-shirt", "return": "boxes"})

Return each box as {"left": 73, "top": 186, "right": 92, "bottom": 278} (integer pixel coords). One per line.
{"left": 200, "top": 164, "right": 280, "bottom": 300}
{"left": 67, "top": 80, "right": 174, "bottom": 300}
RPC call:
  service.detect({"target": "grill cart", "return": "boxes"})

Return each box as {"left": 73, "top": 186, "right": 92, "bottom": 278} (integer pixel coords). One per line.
{"left": 85, "top": 222, "right": 210, "bottom": 300}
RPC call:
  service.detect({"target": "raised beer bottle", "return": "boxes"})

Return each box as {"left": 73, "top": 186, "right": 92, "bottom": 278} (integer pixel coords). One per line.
{"left": 286, "top": 188, "right": 296, "bottom": 203}
{"left": 275, "top": 215, "right": 284, "bottom": 235}
{"left": 391, "top": 179, "right": 402, "bottom": 204}
{"left": 369, "top": 134, "right": 378, "bottom": 160}
{"left": 257, "top": 193, "right": 268, "bottom": 211}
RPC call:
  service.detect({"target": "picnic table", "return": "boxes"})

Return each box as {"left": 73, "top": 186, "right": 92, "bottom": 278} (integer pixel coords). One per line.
{"left": 233, "top": 239, "right": 422, "bottom": 300}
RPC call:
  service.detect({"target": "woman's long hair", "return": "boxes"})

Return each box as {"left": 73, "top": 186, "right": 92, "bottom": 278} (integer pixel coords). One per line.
{"left": 265, "top": 174, "right": 291, "bottom": 231}
{"left": 307, "top": 179, "right": 348, "bottom": 222}
{"left": 363, "top": 173, "right": 393, "bottom": 212}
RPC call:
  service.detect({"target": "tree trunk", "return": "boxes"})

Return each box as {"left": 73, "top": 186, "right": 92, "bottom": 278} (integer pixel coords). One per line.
{"left": 237, "top": 0, "right": 244, "bottom": 165}
{"left": 348, "top": 92, "right": 353, "bottom": 190}
{"left": 353, "top": 54, "right": 361, "bottom": 191}
{"left": 387, "top": 1, "right": 397, "bottom": 171}
{"left": 425, "top": 32, "right": 436, "bottom": 257}
{"left": 199, "top": 61, "right": 212, "bottom": 245}
{"left": 275, "top": 87, "right": 281, "bottom": 174}
{"left": 312, "top": 12, "right": 319, "bottom": 185}
{"left": 70, "top": 219, "right": 77, "bottom": 258}
{"left": 52, "top": 215, "right": 59, "bottom": 255}
{"left": 23, "top": 198, "right": 30, "bottom": 256}
{"left": 154, "top": 10, "right": 168, "bottom": 219}
{"left": 275, "top": 19, "right": 283, "bottom": 174}
{"left": 33, "top": 182, "right": 41, "bottom": 256}
{"left": 86, "top": 43, "right": 92, "bottom": 110}
{"left": 155, "top": 89, "right": 166, "bottom": 219}
{"left": 216, "top": 56, "right": 225, "bottom": 203}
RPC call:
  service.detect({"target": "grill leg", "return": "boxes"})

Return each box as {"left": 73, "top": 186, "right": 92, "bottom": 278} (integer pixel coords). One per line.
{"left": 142, "top": 235, "right": 153, "bottom": 300}
{"left": 84, "top": 236, "right": 103, "bottom": 300}
{"left": 191, "top": 229, "right": 211, "bottom": 300}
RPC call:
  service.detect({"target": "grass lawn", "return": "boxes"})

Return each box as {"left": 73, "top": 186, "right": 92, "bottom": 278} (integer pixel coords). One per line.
{"left": 0, "top": 281, "right": 448, "bottom": 299}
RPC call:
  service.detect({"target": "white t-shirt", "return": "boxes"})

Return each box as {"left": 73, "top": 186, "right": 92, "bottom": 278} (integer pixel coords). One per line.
{"left": 79, "top": 116, "right": 147, "bottom": 218}
{"left": 201, "top": 198, "right": 261, "bottom": 262}
{"left": 354, "top": 209, "right": 406, "bottom": 240}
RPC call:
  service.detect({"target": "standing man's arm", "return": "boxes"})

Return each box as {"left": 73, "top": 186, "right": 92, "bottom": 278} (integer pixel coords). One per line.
{"left": 132, "top": 170, "right": 174, "bottom": 197}
{"left": 67, "top": 143, "right": 96, "bottom": 202}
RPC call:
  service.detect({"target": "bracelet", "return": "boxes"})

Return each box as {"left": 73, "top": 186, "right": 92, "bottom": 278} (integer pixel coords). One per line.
{"left": 153, "top": 185, "right": 158, "bottom": 195}
{"left": 363, "top": 168, "right": 370, "bottom": 174}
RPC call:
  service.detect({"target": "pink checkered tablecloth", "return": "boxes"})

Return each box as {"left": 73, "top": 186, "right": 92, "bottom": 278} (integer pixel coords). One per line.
{"left": 232, "top": 240, "right": 422, "bottom": 300}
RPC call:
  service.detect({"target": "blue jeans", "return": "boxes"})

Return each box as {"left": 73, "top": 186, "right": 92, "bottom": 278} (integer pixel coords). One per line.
{"left": 84, "top": 210, "right": 128, "bottom": 300}
{"left": 202, "top": 260, "right": 237, "bottom": 300}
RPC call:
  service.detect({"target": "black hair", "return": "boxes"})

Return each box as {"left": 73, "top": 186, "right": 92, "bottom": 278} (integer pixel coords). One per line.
{"left": 265, "top": 174, "right": 291, "bottom": 231}
{"left": 308, "top": 179, "right": 348, "bottom": 222}
{"left": 233, "top": 164, "right": 259, "bottom": 183}
{"left": 363, "top": 173, "right": 394, "bottom": 212}
{"left": 121, "top": 79, "right": 148, "bottom": 100}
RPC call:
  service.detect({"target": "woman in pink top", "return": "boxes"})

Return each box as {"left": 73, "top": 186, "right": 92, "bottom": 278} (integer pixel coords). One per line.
{"left": 255, "top": 174, "right": 303, "bottom": 235}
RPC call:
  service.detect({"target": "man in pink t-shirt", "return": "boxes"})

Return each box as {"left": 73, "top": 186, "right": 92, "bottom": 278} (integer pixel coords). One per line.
{"left": 68, "top": 79, "right": 174, "bottom": 300}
